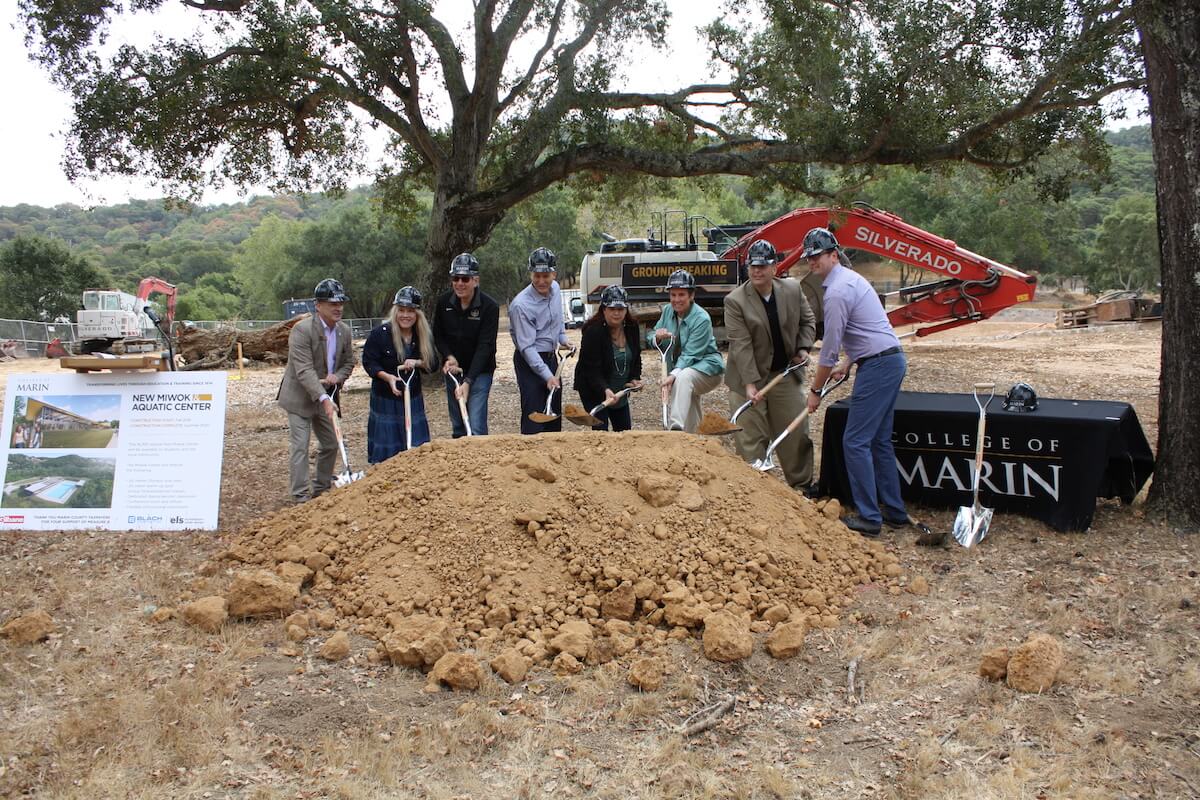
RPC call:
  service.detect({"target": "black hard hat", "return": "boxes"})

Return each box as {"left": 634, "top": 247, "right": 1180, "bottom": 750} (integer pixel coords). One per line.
{"left": 528, "top": 247, "right": 557, "bottom": 272}
{"left": 746, "top": 239, "right": 778, "bottom": 267}
{"left": 600, "top": 285, "right": 629, "bottom": 308}
{"left": 450, "top": 253, "right": 480, "bottom": 277}
{"left": 314, "top": 278, "right": 349, "bottom": 303}
{"left": 666, "top": 269, "right": 696, "bottom": 290}
{"left": 1003, "top": 382, "right": 1038, "bottom": 412}
{"left": 800, "top": 227, "right": 840, "bottom": 260}
{"left": 393, "top": 286, "right": 422, "bottom": 308}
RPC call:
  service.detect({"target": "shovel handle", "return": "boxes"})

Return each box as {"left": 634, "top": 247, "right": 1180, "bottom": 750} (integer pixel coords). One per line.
{"left": 447, "top": 370, "right": 473, "bottom": 436}
{"left": 590, "top": 386, "right": 637, "bottom": 416}
{"left": 733, "top": 360, "right": 807, "bottom": 423}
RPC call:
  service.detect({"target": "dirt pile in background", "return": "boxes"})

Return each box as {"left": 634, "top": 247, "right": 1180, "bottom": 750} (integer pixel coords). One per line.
{"left": 228, "top": 432, "right": 906, "bottom": 667}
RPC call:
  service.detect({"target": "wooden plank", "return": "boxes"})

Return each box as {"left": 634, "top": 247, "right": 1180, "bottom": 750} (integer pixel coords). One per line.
{"left": 60, "top": 354, "right": 165, "bottom": 373}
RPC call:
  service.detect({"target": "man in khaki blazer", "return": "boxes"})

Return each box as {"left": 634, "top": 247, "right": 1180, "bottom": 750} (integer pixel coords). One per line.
{"left": 724, "top": 240, "right": 818, "bottom": 490}
{"left": 277, "top": 278, "right": 356, "bottom": 502}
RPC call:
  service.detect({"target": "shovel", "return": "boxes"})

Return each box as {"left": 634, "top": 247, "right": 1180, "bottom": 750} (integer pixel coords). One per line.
{"left": 654, "top": 333, "right": 678, "bottom": 430}
{"left": 397, "top": 367, "right": 416, "bottom": 451}
{"left": 730, "top": 357, "right": 810, "bottom": 426}
{"left": 528, "top": 346, "right": 576, "bottom": 424}
{"left": 702, "top": 356, "right": 811, "bottom": 437}
{"left": 330, "top": 410, "right": 365, "bottom": 487}
{"left": 564, "top": 386, "right": 642, "bottom": 427}
{"left": 446, "top": 369, "right": 473, "bottom": 436}
{"left": 952, "top": 382, "right": 996, "bottom": 548}
{"left": 752, "top": 372, "right": 848, "bottom": 472}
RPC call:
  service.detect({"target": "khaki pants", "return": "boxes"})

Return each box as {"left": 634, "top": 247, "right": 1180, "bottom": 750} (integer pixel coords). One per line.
{"left": 729, "top": 374, "right": 814, "bottom": 489}
{"left": 288, "top": 411, "right": 338, "bottom": 501}
{"left": 668, "top": 368, "right": 723, "bottom": 433}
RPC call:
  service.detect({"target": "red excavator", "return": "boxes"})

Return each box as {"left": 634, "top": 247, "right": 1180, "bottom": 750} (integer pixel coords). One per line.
{"left": 721, "top": 202, "right": 1037, "bottom": 338}
{"left": 580, "top": 202, "right": 1036, "bottom": 338}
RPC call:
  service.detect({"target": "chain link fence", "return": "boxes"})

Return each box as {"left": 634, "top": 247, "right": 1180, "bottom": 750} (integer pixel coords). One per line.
{"left": 1, "top": 317, "right": 388, "bottom": 358}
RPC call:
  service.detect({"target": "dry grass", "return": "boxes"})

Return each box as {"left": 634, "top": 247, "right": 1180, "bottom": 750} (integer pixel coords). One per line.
{"left": 2, "top": 323, "right": 1199, "bottom": 798}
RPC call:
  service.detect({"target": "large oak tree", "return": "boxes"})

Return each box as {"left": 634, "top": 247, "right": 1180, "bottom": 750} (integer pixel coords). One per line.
{"left": 1140, "top": 0, "right": 1200, "bottom": 528}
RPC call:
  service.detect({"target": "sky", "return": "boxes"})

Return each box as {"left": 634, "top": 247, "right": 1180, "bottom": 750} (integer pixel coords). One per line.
{"left": 0, "top": 0, "right": 1145, "bottom": 210}
{"left": 26, "top": 394, "right": 123, "bottom": 422}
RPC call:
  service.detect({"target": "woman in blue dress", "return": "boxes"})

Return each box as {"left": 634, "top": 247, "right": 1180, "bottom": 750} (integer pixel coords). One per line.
{"left": 362, "top": 286, "right": 437, "bottom": 462}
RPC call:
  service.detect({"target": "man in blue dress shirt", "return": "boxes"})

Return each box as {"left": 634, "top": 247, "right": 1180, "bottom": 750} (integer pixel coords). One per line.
{"left": 508, "top": 247, "right": 572, "bottom": 434}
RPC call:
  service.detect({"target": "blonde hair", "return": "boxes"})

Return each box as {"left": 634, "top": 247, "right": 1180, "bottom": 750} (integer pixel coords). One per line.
{"left": 389, "top": 305, "right": 437, "bottom": 368}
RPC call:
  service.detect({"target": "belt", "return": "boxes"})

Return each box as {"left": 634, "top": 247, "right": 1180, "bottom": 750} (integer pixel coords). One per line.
{"left": 855, "top": 346, "right": 901, "bottom": 368}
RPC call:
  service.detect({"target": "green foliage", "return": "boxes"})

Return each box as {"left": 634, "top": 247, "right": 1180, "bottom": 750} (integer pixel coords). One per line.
{"left": 476, "top": 188, "right": 590, "bottom": 301}
{"left": 1090, "top": 194, "right": 1159, "bottom": 291}
{"left": 0, "top": 234, "right": 107, "bottom": 320}
{"left": 18, "top": 0, "right": 1144, "bottom": 297}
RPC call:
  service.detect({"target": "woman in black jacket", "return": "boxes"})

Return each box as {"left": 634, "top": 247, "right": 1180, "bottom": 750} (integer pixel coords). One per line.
{"left": 573, "top": 285, "right": 643, "bottom": 431}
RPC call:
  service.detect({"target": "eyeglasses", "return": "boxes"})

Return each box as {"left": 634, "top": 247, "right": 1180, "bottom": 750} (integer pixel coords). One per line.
{"left": 451, "top": 276, "right": 473, "bottom": 283}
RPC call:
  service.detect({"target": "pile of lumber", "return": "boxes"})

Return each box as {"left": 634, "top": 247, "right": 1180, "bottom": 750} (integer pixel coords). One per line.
{"left": 176, "top": 316, "right": 303, "bottom": 370}
{"left": 1056, "top": 293, "right": 1161, "bottom": 329}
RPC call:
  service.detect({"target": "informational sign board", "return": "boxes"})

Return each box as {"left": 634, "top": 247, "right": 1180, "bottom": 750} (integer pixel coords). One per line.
{"left": 1, "top": 371, "right": 226, "bottom": 531}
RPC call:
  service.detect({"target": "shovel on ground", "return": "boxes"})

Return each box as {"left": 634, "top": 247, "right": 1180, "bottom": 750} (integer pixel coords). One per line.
{"left": 952, "top": 382, "right": 996, "bottom": 548}
{"left": 330, "top": 410, "right": 365, "bottom": 487}
{"left": 397, "top": 367, "right": 416, "bottom": 450}
{"left": 446, "top": 369, "right": 473, "bottom": 436}
{"left": 528, "top": 346, "right": 577, "bottom": 424}
{"left": 752, "top": 373, "right": 848, "bottom": 472}
{"left": 654, "top": 333, "right": 678, "bottom": 430}
{"left": 564, "top": 386, "right": 642, "bottom": 427}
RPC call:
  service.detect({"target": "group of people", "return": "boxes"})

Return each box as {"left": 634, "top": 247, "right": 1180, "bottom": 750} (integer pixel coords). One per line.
{"left": 11, "top": 420, "right": 42, "bottom": 449}
{"left": 276, "top": 226, "right": 910, "bottom": 538}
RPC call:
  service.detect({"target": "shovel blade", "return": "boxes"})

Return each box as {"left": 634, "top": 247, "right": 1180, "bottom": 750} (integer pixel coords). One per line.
{"left": 697, "top": 411, "right": 742, "bottom": 437}
{"left": 528, "top": 411, "right": 558, "bottom": 423}
{"left": 952, "top": 505, "right": 993, "bottom": 548}
{"left": 751, "top": 452, "right": 777, "bottom": 472}
{"left": 334, "top": 470, "right": 365, "bottom": 488}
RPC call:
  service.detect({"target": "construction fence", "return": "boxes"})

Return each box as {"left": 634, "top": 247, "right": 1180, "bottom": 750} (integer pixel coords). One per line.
{"left": 0, "top": 317, "right": 387, "bottom": 358}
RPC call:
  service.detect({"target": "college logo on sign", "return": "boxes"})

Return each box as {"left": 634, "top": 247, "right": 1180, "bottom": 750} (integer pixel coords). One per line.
{"left": 1, "top": 515, "right": 25, "bottom": 524}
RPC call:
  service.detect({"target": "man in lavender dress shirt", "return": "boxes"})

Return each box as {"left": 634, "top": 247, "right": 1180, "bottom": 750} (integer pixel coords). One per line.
{"left": 803, "top": 228, "right": 910, "bottom": 537}
{"left": 509, "top": 247, "right": 572, "bottom": 434}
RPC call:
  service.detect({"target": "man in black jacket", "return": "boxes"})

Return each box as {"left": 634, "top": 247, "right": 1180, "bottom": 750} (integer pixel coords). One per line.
{"left": 432, "top": 253, "right": 500, "bottom": 436}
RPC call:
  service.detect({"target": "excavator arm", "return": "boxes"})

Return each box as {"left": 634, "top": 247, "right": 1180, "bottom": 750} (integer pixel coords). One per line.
{"left": 721, "top": 203, "right": 1037, "bottom": 337}
{"left": 136, "top": 277, "right": 178, "bottom": 325}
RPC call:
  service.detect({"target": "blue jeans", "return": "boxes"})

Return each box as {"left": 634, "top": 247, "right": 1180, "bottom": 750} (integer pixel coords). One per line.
{"left": 843, "top": 351, "right": 907, "bottom": 524}
{"left": 444, "top": 372, "right": 493, "bottom": 437}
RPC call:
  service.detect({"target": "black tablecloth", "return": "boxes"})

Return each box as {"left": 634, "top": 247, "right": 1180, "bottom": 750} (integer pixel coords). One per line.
{"left": 818, "top": 391, "right": 1155, "bottom": 531}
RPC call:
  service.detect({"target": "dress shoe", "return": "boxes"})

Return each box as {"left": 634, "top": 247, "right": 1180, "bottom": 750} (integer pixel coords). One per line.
{"left": 883, "top": 514, "right": 912, "bottom": 529}
{"left": 800, "top": 481, "right": 822, "bottom": 499}
{"left": 842, "top": 514, "right": 882, "bottom": 537}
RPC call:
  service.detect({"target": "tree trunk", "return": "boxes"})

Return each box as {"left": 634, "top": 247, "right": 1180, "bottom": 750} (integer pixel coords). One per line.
{"left": 1141, "top": 1, "right": 1200, "bottom": 527}
{"left": 421, "top": 186, "right": 507, "bottom": 312}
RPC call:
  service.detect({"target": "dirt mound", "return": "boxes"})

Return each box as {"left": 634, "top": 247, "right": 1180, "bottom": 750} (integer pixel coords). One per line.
{"left": 229, "top": 432, "right": 904, "bottom": 667}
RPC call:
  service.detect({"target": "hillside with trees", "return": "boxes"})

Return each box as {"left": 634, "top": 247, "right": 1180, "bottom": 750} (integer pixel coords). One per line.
{"left": 0, "top": 126, "right": 1157, "bottom": 322}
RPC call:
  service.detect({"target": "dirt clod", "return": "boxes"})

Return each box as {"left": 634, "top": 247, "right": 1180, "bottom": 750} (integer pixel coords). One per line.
{"left": 490, "top": 648, "right": 530, "bottom": 683}
{"left": 628, "top": 657, "right": 665, "bottom": 691}
{"left": 1007, "top": 633, "right": 1064, "bottom": 693}
{"left": 427, "top": 652, "right": 484, "bottom": 690}
{"left": 181, "top": 596, "right": 228, "bottom": 633}
{"left": 319, "top": 631, "right": 351, "bottom": 661}
{"left": 1, "top": 610, "right": 56, "bottom": 644}
{"left": 226, "top": 570, "right": 299, "bottom": 618}
{"left": 765, "top": 619, "right": 807, "bottom": 659}
{"left": 979, "top": 646, "right": 1011, "bottom": 681}
{"left": 702, "top": 611, "right": 753, "bottom": 662}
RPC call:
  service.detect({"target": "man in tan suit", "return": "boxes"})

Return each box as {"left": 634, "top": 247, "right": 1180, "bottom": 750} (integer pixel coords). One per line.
{"left": 277, "top": 278, "right": 356, "bottom": 502}
{"left": 724, "top": 240, "right": 818, "bottom": 491}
